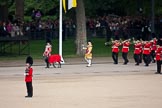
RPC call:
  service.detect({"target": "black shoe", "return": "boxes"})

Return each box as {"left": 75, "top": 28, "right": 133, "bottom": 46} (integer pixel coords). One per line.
{"left": 155, "top": 72, "right": 161, "bottom": 74}
{"left": 152, "top": 60, "right": 156, "bottom": 63}
{"left": 114, "top": 62, "right": 118, "bottom": 64}
{"left": 145, "top": 64, "right": 149, "bottom": 66}
{"left": 135, "top": 63, "right": 139, "bottom": 66}
{"left": 124, "top": 62, "right": 128, "bottom": 65}
{"left": 127, "top": 60, "right": 129, "bottom": 63}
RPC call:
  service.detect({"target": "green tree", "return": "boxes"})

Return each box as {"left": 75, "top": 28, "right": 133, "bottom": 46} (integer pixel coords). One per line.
{"left": 76, "top": 0, "right": 87, "bottom": 56}
{"left": 0, "top": 0, "right": 8, "bottom": 21}
{"left": 15, "top": 0, "right": 24, "bottom": 20}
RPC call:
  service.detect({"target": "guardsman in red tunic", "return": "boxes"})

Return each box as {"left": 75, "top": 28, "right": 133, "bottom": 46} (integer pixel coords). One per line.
{"left": 155, "top": 45, "right": 162, "bottom": 74}
{"left": 150, "top": 38, "right": 157, "bottom": 63}
{"left": 139, "top": 40, "right": 143, "bottom": 63}
{"left": 43, "top": 42, "right": 52, "bottom": 68}
{"left": 142, "top": 41, "right": 152, "bottom": 66}
{"left": 24, "top": 63, "right": 33, "bottom": 98}
{"left": 133, "top": 40, "right": 142, "bottom": 65}
{"left": 121, "top": 39, "right": 130, "bottom": 65}
{"left": 112, "top": 40, "right": 121, "bottom": 64}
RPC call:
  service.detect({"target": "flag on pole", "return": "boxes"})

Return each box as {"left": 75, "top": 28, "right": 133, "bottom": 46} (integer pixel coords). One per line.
{"left": 63, "top": 0, "right": 77, "bottom": 13}
{"left": 63, "top": 0, "right": 67, "bottom": 13}
{"left": 68, "top": 0, "right": 77, "bottom": 10}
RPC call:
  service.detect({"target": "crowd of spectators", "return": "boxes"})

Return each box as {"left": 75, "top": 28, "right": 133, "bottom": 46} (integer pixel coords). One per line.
{"left": 1, "top": 14, "right": 162, "bottom": 42}
{"left": 0, "top": 17, "right": 76, "bottom": 41}
{"left": 86, "top": 15, "right": 162, "bottom": 41}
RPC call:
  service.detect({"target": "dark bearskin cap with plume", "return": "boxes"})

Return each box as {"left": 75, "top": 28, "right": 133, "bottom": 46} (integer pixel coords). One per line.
{"left": 26, "top": 56, "right": 33, "bottom": 66}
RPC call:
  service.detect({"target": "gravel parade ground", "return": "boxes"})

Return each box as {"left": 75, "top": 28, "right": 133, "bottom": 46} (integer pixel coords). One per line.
{"left": 0, "top": 57, "right": 162, "bottom": 108}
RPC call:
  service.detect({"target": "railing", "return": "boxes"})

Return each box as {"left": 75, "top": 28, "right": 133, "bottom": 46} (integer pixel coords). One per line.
{"left": 0, "top": 36, "right": 30, "bottom": 56}
{"left": 1, "top": 27, "right": 161, "bottom": 41}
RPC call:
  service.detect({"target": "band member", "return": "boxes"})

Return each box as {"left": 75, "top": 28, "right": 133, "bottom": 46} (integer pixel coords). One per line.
{"left": 142, "top": 41, "right": 151, "bottom": 66}
{"left": 112, "top": 40, "right": 121, "bottom": 64}
{"left": 24, "top": 63, "right": 33, "bottom": 98}
{"left": 155, "top": 45, "right": 162, "bottom": 74}
{"left": 139, "top": 40, "right": 143, "bottom": 63}
{"left": 43, "top": 42, "right": 52, "bottom": 68}
{"left": 150, "top": 38, "right": 157, "bottom": 63}
{"left": 83, "top": 41, "right": 93, "bottom": 67}
{"left": 121, "top": 39, "right": 130, "bottom": 65}
{"left": 155, "top": 37, "right": 162, "bottom": 74}
{"left": 133, "top": 40, "right": 142, "bottom": 65}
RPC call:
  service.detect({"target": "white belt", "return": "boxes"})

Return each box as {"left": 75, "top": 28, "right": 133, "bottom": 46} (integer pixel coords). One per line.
{"left": 123, "top": 46, "right": 129, "bottom": 48}
{"left": 144, "top": 48, "right": 150, "bottom": 50}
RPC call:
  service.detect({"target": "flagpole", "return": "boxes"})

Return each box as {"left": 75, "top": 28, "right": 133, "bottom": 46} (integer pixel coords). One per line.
{"left": 59, "top": 0, "right": 64, "bottom": 63}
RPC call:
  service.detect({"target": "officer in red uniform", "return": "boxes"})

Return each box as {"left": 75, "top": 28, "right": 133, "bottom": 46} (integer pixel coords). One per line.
{"left": 155, "top": 45, "right": 162, "bottom": 74}
{"left": 155, "top": 37, "right": 162, "bottom": 74}
{"left": 133, "top": 40, "right": 142, "bottom": 65}
{"left": 150, "top": 38, "right": 157, "bottom": 63}
{"left": 139, "top": 40, "right": 143, "bottom": 63}
{"left": 121, "top": 39, "right": 130, "bottom": 65}
{"left": 43, "top": 42, "right": 52, "bottom": 68}
{"left": 112, "top": 40, "right": 121, "bottom": 64}
{"left": 24, "top": 63, "right": 33, "bottom": 98}
{"left": 142, "top": 41, "right": 152, "bottom": 66}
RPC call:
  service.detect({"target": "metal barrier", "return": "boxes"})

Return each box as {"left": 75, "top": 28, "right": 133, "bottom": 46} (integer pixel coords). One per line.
{"left": 0, "top": 36, "right": 30, "bottom": 56}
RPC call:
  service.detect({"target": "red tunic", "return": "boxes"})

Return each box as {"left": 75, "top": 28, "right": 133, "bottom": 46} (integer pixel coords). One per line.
{"left": 151, "top": 39, "right": 157, "bottom": 51}
{"left": 112, "top": 42, "right": 120, "bottom": 53}
{"left": 25, "top": 67, "right": 33, "bottom": 82}
{"left": 122, "top": 41, "right": 130, "bottom": 53}
{"left": 155, "top": 46, "right": 162, "bottom": 61}
{"left": 134, "top": 42, "right": 142, "bottom": 54}
{"left": 139, "top": 43, "right": 143, "bottom": 53}
{"left": 143, "top": 42, "right": 151, "bottom": 55}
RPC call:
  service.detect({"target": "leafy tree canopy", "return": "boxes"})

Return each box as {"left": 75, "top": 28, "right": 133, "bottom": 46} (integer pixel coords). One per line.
{"left": 1, "top": 0, "right": 162, "bottom": 17}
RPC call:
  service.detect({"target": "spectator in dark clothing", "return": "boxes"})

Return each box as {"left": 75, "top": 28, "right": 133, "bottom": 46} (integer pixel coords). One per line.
{"left": 31, "top": 9, "right": 36, "bottom": 21}
{"left": 141, "top": 25, "right": 151, "bottom": 41}
{"left": 0, "top": 22, "right": 10, "bottom": 37}
{"left": 105, "top": 22, "right": 112, "bottom": 42}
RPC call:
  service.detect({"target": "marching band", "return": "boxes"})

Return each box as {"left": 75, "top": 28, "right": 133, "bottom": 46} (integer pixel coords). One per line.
{"left": 111, "top": 37, "right": 162, "bottom": 74}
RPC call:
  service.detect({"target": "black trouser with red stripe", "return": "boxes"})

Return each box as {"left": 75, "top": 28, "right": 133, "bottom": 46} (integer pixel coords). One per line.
{"left": 122, "top": 52, "right": 129, "bottom": 64}
{"left": 151, "top": 50, "right": 156, "bottom": 63}
{"left": 134, "top": 54, "right": 140, "bottom": 65}
{"left": 112, "top": 52, "right": 118, "bottom": 64}
{"left": 26, "top": 82, "right": 33, "bottom": 97}
{"left": 157, "top": 60, "right": 162, "bottom": 73}
{"left": 143, "top": 54, "right": 151, "bottom": 66}
{"left": 139, "top": 52, "right": 142, "bottom": 63}
{"left": 44, "top": 56, "right": 49, "bottom": 68}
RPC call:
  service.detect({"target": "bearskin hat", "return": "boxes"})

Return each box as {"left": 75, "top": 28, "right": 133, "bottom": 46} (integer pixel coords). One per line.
{"left": 26, "top": 56, "right": 33, "bottom": 66}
